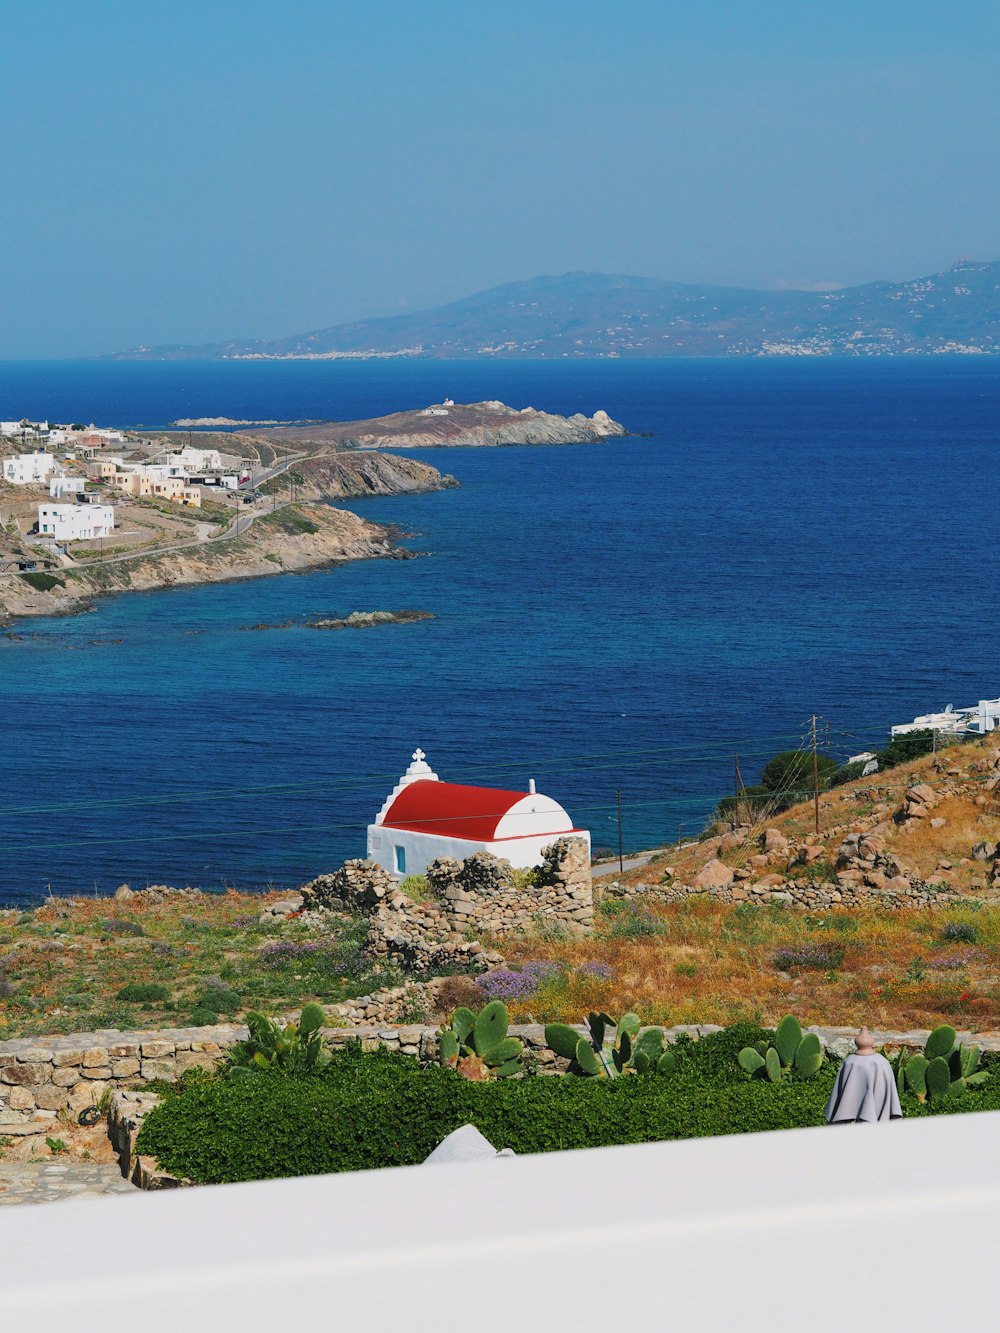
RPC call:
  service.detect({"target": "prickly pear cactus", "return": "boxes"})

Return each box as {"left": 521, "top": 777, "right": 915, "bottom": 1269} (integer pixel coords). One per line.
{"left": 737, "top": 1015, "right": 825, "bottom": 1083}
{"left": 545, "top": 1015, "right": 672, "bottom": 1078}
{"left": 896, "top": 1026, "right": 990, "bottom": 1101}
{"left": 438, "top": 1001, "right": 524, "bottom": 1080}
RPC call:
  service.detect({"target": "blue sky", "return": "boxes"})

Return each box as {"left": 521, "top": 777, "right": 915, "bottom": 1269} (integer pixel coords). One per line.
{"left": 2, "top": 1, "right": 999, "bottom": 356}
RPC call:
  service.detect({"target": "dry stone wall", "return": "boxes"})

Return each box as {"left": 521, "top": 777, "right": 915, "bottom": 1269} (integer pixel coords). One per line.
{"left": 16, "top": 1012, "right": 1000, "bottom": 1137}
{"left": 299, "top": 837, "right": 593, "bottom": 972}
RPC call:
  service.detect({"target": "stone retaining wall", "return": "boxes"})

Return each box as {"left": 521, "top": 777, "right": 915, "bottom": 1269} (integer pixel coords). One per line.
{"left": 300, "top": 838, "right": 593, "bottom": 972}
{"left": 607, "top": 876, "right": 975, "bottom": 912}
{"left": 9, "top": 1017, "right": 1000, "bottom": 1131}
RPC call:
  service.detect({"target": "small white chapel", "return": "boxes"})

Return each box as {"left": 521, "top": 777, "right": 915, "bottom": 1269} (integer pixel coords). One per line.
{"left": 366, "top": 749, "right": 590, "bottom": 879}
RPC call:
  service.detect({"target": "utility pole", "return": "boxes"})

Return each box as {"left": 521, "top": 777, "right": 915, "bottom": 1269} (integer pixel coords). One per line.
{"left": 733, "top": 753, "right": 747, "bottom": 828}
{"left": 734, "top": 753, "right": 740, "bottom": 829}
{"left": 616, "top": 788, "right": 624, "bottom": 874}
{"left": 811, "top": 714, "right": 821, "bottom": 835}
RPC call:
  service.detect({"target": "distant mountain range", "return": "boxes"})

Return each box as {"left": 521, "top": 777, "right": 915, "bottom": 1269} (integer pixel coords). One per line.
{"left": 111, "top": 260, "right": 1000, "bottom": 360}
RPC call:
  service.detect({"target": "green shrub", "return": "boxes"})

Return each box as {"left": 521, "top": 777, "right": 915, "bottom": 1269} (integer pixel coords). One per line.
{"left": 829, "top": 760, "right": 870, "bottom": 788}
{"left": 197, "top": 988, "right": 241, "bottom": 1015}
{"left": 135, "top": 1043, "right": 834, "bottom": 1185}
{"left": 188, "top": 1007, "right": 219, "bottom": 1026}
{"left": 941, "top": 921, "right": 978, "bottom": 944}
{"left": 263, "top": 508, "right": 319, "bottom": 536}
{"left": 511, "top": 866, "right": 541, "bottom": 890}
{"left": 760, "top": 751, "right": 838, "bottom": 798}
{"left": 875, "top": 729, "right": 935, "bottom": 771}
{"left": 20, "top": 571, "right": 62, "bottom": 592}
{"left": 130, "top": 1026, "right": 1000, "bottom": 1187}
{"left": 116, "top": 982, "right": 170, "bottom": 1004}
{"left": 599, "top": 900, "right": 667, "bottom": 939}
{"left": 398, "top": 875, "right": 431, "bottom": 903}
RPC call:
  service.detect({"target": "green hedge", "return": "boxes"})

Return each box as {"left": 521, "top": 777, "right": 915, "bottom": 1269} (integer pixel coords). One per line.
{"left": 135, "top": 1027, "right": 1000, "bottom": 1186}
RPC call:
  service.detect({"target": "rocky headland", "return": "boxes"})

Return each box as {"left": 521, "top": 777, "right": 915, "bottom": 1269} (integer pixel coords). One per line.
{"left": 255, "top": 400, "right": 627, "bottom": 450}
{"left": 0, "top": 504, "right": 412, "bottom": 624}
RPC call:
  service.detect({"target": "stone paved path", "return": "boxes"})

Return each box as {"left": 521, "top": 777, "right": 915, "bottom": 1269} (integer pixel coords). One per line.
{"left": 0, "top": 1162, "right": 137, "bottom": 1205}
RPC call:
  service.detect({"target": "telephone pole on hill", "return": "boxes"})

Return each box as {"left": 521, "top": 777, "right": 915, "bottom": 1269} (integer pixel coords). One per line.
{"left": 733, "top": 753, "right": 747, "bottom": 828}
{"left": 616, "top": 788, "right": 624, "bottom": 874}
{"left": 811, "top": 714, "right": 821, "bottom": 834}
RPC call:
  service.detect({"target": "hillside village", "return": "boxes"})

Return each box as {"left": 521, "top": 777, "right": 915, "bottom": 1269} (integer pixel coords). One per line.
{"left": 0, "top": 413, "right": 459, "bottom": 624}
{"left": 0, "top": 418, "right": 251, "bottom": 554}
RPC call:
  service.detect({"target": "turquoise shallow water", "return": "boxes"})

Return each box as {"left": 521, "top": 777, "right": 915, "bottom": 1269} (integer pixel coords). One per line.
{"left": 1, "top": 357, "right": 998, "bottom": 904}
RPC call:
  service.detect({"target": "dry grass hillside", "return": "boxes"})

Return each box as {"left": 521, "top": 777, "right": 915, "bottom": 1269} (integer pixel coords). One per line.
{"left": 499, "top": 739, "right": 1000, "bottom": 1032}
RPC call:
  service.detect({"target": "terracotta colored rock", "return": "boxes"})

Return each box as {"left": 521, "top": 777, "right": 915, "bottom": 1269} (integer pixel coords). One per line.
{"left": 693, "top": 858, "right": 734, "bottom": 890}
{"left": 908, "top": 783, "right": 936, "bottom": 806}
{"left": 762, "top": 828, "right": 789, "bottom": 854}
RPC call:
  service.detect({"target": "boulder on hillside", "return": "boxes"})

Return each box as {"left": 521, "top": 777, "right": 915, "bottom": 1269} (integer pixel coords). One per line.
{"left": 907, "top": 783, "right": 937, "bottom": 806}
{"left": 761, "top": 828, "right": 789, "bottom": 855}
{"left": 694, "top": 858, "right": 734, "bottom": 890}
{"left": 718, "top": 830, "right": 746, "bottom": 854}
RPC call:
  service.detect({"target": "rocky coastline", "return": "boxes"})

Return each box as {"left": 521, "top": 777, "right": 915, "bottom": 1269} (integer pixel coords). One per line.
{"left": 0, "top": 504, "right": 411, "bottom": 626}
{"left": 256, "top": 400, "right": 627, "bottom": 450}
{"left": 306, "top": 609, "right": 433, "bottom": 630}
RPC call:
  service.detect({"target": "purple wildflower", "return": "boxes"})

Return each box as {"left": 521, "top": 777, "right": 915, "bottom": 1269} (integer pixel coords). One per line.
{"left": 478, "top": 960, "right": 561, "bottom": 1003}
{"left": 576, "top": 961, "right": 613, "bottom": 981}
{"left": 771, "top": 942, "right": 844, "bottom": 971}
{"left": 258, "top": 940, "right": 324, "bottom": 968}
{"left": 479, "top": 969, "right": 540, "bottom": 1002}
{"left": 927, "top": 949, "right": 986, "bottom": 971}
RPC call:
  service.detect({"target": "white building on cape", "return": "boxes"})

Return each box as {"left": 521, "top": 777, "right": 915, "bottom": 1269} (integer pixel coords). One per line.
{"left": 367, "top": 749, "right": 590, "bottom": 878}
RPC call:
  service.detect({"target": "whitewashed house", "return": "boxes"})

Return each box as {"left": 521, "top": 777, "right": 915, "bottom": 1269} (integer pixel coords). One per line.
{"left": 48, "top": 475, "right": 86, "bottom": 498}
{"left": 367, "top": 749, "right": 590, "bottom": 878}
{"left": 2, "top": 451, "right": 56, "bottom": 485}
{"left": 37, "top": 503, "right": 114, "bottom": 541}
{"left": 157, "top": 445, "right": 223, "bottom": 471}
{"left": 891, "top": 698, "right": 1000, "bottom": 738}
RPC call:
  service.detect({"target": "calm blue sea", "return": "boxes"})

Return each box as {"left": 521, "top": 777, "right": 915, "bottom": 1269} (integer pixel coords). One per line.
{"left": 1, "top": 357, "right": 997, "bottom": 906}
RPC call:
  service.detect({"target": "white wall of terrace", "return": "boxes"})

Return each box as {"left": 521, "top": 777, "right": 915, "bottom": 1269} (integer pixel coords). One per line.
{"left": 1, "top": 1108, "right": 998, "bottom": 1330}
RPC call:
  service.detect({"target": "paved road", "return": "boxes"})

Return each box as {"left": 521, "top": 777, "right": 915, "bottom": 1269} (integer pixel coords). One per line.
{"left": 592, "top": 854, "right": 657, "bottom": 879}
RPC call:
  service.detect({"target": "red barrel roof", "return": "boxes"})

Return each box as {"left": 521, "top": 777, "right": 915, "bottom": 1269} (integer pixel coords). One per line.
{"left": 381, "top": 779, "right": 535, "bottom": 842}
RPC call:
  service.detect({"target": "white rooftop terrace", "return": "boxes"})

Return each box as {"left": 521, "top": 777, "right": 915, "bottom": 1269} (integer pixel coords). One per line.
{"left": 1, "top": 1110, "right": 998, "bottom": 1330}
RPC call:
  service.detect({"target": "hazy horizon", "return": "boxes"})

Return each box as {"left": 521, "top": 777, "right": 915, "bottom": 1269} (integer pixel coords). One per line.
{"left": 3, "top": 1, "right": 999, "bottom": 358}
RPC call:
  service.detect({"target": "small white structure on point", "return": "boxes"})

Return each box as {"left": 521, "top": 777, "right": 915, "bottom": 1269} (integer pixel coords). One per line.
{"left": 367, "top": 749, "right": 590, "bottom": 878}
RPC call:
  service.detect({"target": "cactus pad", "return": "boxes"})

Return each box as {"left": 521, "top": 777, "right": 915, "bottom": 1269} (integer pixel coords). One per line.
{"left": 575, "top": 1039, "right": 604, "bottom": 1076}
{"left": 774, "top": 1015, "right": 802, "bottom": 1067}
{"left": 483, "top": 1037, "right": 523, "bottom": 1067}
{"left": 793, "top": 1032, "right": 823, "bottom": 1077}
{"left": 299, "top": 1003, "right": 325, "bottom": 1035}
{"left": 925, "top": 1055, "right": 952, "bottom": 1100}
{"left": 451, "top": 1007, "right": 476, "bottom": 1043}
{"left": 904, "top": 1053, "right": 928, "bottom": 1101}
{"left": 438, "top": 1030, "right": 460, "bottom": 1068}
{"left": 764, "top": 1046, "right": 782, "bottom": 1082}
{"left": 473, "top": 1001, "right": 509, "bottom": 1056}
{"left": 924, "top": 1025, "right": 957, "bottom": 1061}
{"left": 492, "top": 1058, "right": 523, "bottom": 1079}
{"left": 738, "top": 1047, "right": 766, "bottom": 1075}
{"left": 635, "top": 1029, "right": 665, "bottom": 1062}
{"left": 618, "top": 1013, "right": 642, "bottom": 1038}
{"left": 545, "top": 1023, "right": 584, "bottom": 1060}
